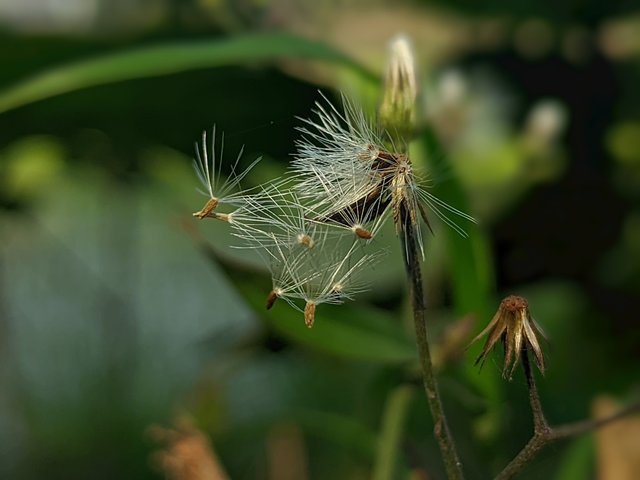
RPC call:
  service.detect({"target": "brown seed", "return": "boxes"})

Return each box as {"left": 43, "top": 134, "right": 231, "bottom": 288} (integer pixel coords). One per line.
{"left": 297, "top": 234, "right": 314, "bottom": 249}
{"left": 304, "top": 301, "right": 316, "bottom": 328}
{"left": 354, "top": 226, "right": 373, "bottom": 239}
{"left": 192, "top": 198, "right": 219, "bottom": 219}
{"left": 266, "top": 290, "right": 279, "bottom": 310}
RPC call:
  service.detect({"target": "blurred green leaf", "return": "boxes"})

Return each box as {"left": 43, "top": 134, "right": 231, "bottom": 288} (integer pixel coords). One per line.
{"left": 1, "top": 135, "right": 65, "bottom": 198}
{"left": 553, "top": 436, "right": 594, "bottom": 480}
{"left": 294, "top": 409, "right": 378, "bottom": 459}
{"left": 0, "top": 33, "right": 377, "bottom": 114}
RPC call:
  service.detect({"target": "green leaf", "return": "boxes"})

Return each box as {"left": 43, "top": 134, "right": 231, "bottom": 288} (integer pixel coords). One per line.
{"left": 293, "top": 409, "right": 378, "bottom": 459}
{"left": 0, "top": 33, "right": 378, "bottom": 114}
{"left": 554, "top": 436, "right": 594, "bottom": 480}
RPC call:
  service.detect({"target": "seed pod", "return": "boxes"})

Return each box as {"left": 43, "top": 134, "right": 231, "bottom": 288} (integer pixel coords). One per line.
{"left": 304, "top": 301, "right": 316, "bottom": 328}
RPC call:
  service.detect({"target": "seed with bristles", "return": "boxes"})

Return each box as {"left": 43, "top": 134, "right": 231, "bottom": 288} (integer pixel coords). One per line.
{"left": 258, "top": 233, "right": 380, "bottom": 327}
{"left": 192, "top": 126, "right": 261, "bottom": 220}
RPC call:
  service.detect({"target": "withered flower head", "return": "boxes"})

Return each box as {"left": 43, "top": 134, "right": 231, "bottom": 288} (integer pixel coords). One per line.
{"left": 470, "top": 295, "right": 546, "bottom": 380}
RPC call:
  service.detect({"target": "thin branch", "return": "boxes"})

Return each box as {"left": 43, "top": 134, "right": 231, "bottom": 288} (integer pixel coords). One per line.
{"left": 400, "top": 203, "right": 464, "bottom": 480}
{"left": 495, "top": 349, "right": 640, "bottom": 479}
{"left": 552, "top": 401, "right": 640, "bottom": 440}
{"left": 494, "top": 434, "right": 548, "bottom": 480}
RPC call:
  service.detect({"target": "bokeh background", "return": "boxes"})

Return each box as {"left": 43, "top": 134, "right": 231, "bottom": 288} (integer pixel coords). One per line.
{"left": 1, "top": 1, "right": 639, "bottom": 479}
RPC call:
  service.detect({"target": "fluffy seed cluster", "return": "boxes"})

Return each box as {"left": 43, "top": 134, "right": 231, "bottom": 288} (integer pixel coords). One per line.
{"left": 192, "top": 94, "right": 475, "bottom": 327}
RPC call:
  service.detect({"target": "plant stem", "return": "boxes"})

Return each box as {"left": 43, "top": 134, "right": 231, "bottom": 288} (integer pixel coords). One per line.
{"left": 521, "top": 346, "right": 549, "bottom": 435}
{"left": 495, "top": 349, "right": 640, "bottom": 479}
{"left": 373, "top": 385, "right": 414, "bottom": 480}
{"left": 494, "top": 349, "right": 550, "bottom": 480}
{"left": 400, "top": 204, "right": 464, "bottom": 480}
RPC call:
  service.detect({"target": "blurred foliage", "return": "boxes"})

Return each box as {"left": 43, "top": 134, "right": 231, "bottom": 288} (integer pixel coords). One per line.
{"left": 1, "top": 1, "right": 639, "bottom": 480}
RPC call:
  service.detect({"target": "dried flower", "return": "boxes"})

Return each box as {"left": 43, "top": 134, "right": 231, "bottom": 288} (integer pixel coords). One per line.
{"left": 470, "top": 295, "right": 546, "bottom": 380}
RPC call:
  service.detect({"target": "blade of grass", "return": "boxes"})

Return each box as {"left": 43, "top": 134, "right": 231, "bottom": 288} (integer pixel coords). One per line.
{"left": 0, "top": 33, "right": 378, "bottom": 114}
{"left": 372, "top": 385, "right": 414, "bottom": 480}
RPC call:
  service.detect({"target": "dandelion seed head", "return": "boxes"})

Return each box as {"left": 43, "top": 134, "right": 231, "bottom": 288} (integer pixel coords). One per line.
{"left": 193, "top": 91, "right": 474, "bottom": 327}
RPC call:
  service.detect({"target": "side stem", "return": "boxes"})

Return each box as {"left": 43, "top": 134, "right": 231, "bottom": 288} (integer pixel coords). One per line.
{"left": 400, "top": 205, "right": 464, "bottom": 480}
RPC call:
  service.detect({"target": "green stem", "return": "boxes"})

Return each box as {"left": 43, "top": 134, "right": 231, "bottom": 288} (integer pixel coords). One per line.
{"left": 373, "top": 385, "right": 414, "bottom": 480}
{"left": 400, "top": 204, "right": 464, "bottom": 480}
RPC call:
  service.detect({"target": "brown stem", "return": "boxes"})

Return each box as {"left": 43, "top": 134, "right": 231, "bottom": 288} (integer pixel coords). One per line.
{"left": 400, "top": 204, "right": 464, "bottom": 480}
{"left": 495, "top": 349, "right": 640, "bottom": 479}
{"left": 521, "top": 347, "right": 549, "bottom": 435}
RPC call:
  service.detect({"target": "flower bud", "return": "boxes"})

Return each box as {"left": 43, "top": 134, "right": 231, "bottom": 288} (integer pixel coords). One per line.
{"left": 378, "top": 35, "right": 418, "bottom": 145}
